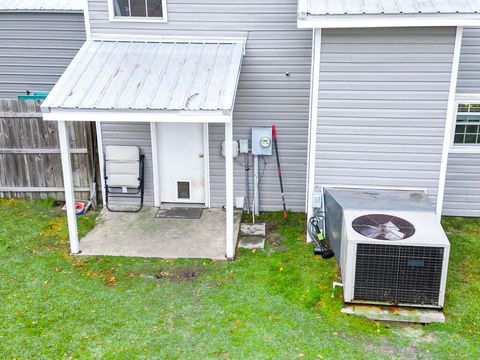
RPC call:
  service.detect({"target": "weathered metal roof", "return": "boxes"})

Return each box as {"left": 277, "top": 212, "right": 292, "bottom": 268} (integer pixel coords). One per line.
{"left": 303, "top": 0, "right": 480, "bottom": 15}
{"left": 0, "top": 0, "right": 83, "bottom": 11}
{"left": 42, "top": 39, "right": 245, "bottom": 114}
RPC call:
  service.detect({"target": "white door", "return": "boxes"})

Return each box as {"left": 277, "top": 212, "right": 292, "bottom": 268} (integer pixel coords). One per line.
{"left": 157, "top": 123, "right": 206, "bottom": 204}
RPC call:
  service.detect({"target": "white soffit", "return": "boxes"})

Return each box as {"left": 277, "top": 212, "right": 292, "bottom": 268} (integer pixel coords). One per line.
{"left": 41, "top": 39, "right": 245, "bottom": 122}
{"left": 0, "top": 0, "right": 83, "bottom": 12}
{"left": 298, "top": 0, "right": 480, "bottom": 28}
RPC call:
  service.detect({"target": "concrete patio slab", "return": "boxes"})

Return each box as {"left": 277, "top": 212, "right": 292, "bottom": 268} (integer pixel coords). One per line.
{"left": 79, "top": 207, "right": 241, "bottom": 259}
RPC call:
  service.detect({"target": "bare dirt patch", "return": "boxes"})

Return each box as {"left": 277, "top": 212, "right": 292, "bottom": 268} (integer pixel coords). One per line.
{"left": 154, "top": 267, "right": 201, "bottom": 281}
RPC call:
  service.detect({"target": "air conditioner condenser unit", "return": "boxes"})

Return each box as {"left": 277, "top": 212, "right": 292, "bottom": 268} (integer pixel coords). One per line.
{"left": 323, "top": 188, "right": 450, "bottom": 310}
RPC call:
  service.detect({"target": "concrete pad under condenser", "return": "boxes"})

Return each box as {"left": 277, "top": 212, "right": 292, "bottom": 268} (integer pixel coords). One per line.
{"left": 342, "top": 305, "right": 445, "bottom": 323}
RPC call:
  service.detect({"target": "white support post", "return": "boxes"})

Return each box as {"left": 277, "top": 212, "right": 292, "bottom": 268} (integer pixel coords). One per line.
{"left": 58, "top": 120, "right": 80, "bottom": 254}
{"left": 95, "top": 121, "right": 106, "bottom": 207}
{"left": 437, "top": 26, "right": 463, "bottom": 218}
{"left": 225, "top": 121, "right": 235, "bottom": 259}
{"left": 305, "top": 28, "right": 322, "bottom": 238}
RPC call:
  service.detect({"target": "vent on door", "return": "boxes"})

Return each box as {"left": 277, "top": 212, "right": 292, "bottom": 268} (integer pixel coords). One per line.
{"left": 177, "top": 181, "right": 190, "bottom": 199}
{"left": 354, "top": 244, "right": 444, "bottom": 306}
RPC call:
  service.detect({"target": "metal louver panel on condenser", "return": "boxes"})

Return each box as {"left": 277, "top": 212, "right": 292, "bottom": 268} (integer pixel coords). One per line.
{"left": 354, "top": 244, "right": 444, "bottom": 305}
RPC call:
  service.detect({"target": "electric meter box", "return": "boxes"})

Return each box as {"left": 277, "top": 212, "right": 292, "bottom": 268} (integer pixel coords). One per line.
{"left": 251, "top": 127, "right": 272, "bottom": 156}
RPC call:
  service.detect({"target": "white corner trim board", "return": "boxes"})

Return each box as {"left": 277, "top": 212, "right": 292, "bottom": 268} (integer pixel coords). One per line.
{"left": 437, "top": 26, "right": 464, "bottom": 218}
{"left": 95, "top": 122, "right": 106, "bottom": 207}
{"left": 306, "top": 28, "right": 322, "bottom": 232}
{"left": 150, "top": 123, "right": 161, "bottom": 207}
{"left": 83, "top": 0, "right": 91, "bottom": 39}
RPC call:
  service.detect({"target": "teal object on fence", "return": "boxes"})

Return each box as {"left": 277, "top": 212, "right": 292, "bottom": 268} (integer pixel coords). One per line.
{"left": 18, "top": 91, "right": 49, "bottom": 101}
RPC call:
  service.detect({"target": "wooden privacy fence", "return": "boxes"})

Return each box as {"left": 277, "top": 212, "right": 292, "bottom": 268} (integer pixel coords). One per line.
{"left": 0, "top": 100, "right": 94, "bottom": 200}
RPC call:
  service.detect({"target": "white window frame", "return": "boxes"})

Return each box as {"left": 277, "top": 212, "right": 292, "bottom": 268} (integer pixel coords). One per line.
{"left": 449, "top": 97, "right": 480, "bottom": 154}
{"left": 108, "top": 0, "right": 168, "bottom": 23}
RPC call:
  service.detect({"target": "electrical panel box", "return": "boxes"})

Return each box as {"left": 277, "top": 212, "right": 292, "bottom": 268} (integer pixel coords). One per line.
{"left": 251, "top": 127, "right": 272, "bottom": 156}
{"left": 312, "top": 191, "right": 323, "bottom": 209}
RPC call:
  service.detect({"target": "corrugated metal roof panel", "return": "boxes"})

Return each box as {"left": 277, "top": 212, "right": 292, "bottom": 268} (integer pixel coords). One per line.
{"left": 305, "top": 0, "right": 480, "bottom": 15}
{"left": 0, "top": 0, "right": 83, "bottom": 11}
{"left": 42, "top": 39, "right": 245, "bottom": 112}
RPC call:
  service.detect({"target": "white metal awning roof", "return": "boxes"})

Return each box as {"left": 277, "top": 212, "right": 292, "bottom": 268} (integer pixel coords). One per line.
{"left": 41, "top": 39, "right": 245, "bottom": 123}
{"left": 0, "top": 0, "right": 83, "bottom": 12}
{"left": 298, "top": 0, "right": 480, "bottom": 28}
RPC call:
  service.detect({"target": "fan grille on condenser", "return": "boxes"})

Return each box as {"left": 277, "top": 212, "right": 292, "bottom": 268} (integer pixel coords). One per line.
{"left": 352, "top": 214, "right": 415, "bottom": 241}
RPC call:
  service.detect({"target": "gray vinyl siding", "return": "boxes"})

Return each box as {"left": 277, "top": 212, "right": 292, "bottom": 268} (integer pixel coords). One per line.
{"left": 443, "top": 153, "right": 480, "bottom": 216}
{"left": 0, "top": 12, "right": 85, "bottom": 99}
{"left": 457, "top": 27, "right": 480, "bottom": 94}
{"left": 315, "top": 27, "right": 456, "bottom": 207}
{"left": 89, "top": 0, "right": 311, "bottom": 211}
{"left": 100, "top": 122, "right": 155, "bottom": 205}
{"left": 443, "top": 27, "right": 480, "bottom": 217}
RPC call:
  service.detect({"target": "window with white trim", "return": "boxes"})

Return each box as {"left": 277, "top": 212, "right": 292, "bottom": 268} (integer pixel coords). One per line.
{"left": 112, "top": 0, "right": 164, "bottom": 19}
{"left": 454, "top": 104, "right": 480, "bottom": 145}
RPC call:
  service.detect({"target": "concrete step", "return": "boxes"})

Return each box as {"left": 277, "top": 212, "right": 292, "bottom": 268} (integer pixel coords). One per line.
{"left": 238, "top": 222, "right": 266, "bottom": 249}
{"left": 240, "top": 223, "right": 266, "bottom": 236}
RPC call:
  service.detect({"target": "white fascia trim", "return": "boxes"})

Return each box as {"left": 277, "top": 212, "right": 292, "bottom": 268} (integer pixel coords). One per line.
{"left": 455, "top": 93, "right": 480, "bottom": 101}
{"left": 91, "top": 33, "right": 248, "bottom": 46}
{"left": 298, "top": 15, "right": 480, "bottom": 29}
{"left": 306, "top": 28, "right": 321, "bottom": 232}
{"left": 83, "top": 0, "right": 91, "bottom": 39}
{"left": 0, "top": 8, "right": 83, "bottom": 13}
{"left": 41, "top": 109, "right": 232, "bottom": 123}
{"left": 449, "top": 146, "right": 480, "bottom": 154}
{"left": 107, "top": 0, "right": 168, "bottom": 23}
{"left": 437, "top": 26, "right": 463, "bottom": 218}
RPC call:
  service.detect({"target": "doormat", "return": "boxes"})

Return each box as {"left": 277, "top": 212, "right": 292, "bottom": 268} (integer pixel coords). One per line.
{"left": 155, "top": 207, "right": 203, "bottom": 220}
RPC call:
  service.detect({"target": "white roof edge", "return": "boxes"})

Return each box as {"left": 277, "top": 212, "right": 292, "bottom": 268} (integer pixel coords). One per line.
{"left": 0, "top": 0, "right": 83, "bottom": 12}
{"left": 0, "top": 8, "right": 83, "bottom": 12}
{"left": 41, "top": 108, "right": 232, "bottom": 123}
{"left": 298, "top": 14, "right": 480, "bottom": 28}
{"left": 91, "top": 33, "right": 247, "bottom": 46}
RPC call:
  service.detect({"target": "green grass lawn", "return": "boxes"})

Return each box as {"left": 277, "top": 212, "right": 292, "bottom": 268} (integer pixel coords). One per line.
{"left": 0, "top": 199, "right": 479, "bottom": 359}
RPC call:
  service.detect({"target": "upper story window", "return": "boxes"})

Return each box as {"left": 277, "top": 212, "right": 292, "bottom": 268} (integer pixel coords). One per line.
{"left": 110, "top": 0, "right": 167, "bottom": 21}
{"left": 454, "top": 104, "right": 480, "bottom": 145}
